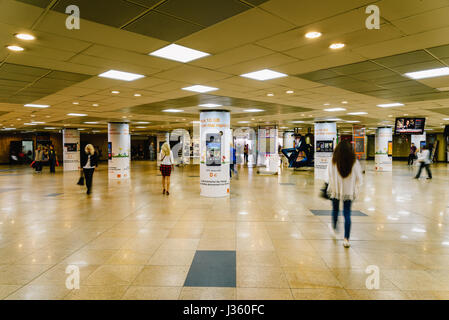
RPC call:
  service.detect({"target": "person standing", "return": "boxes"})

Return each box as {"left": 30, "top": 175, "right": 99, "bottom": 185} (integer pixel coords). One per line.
{"left": 48, "top": 145, "right": 57, "bottom": 173}
{"left": 408, "top": 143, "right": 417, "bottom": 166}
{"left": 230, "top": 143, "right": 237, "bottom": 178}
{"left": 81, "top": 144, "right": 98, "bottom": 195}
{"left": 415, "top": 144, "right": 432, "bottom": 180}
{"left": 160, "top": 142, "right": 174, "bottom": 195}
{"left": 243, "top": 144, "right": 249, "bottom": 165}
{"left": 34, "top": 145, "right": 44, "bottom": 173}
{"left": 326, "top": 141, "right": 363, "bottom": 248}
{"left": 149, "top": 142, "right": 155, "bottom": 161}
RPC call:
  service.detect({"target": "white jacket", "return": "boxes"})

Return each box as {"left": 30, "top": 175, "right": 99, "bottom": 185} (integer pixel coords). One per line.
{"left": 326, "top": 160, "right": 363, "bottom": 201}
{"left": 418, "top": 149, "right": 431, "bottom": 164}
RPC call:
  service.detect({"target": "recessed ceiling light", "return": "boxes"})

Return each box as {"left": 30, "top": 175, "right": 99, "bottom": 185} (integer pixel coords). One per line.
{"left": 323, "top": 103, "right": 330, "bottom": 106}
{"left": 327, "top": 118, "right": 342, "bottom": 121}
{"left": 305, "top": 31, "right": 322, "bottom": 39}
{"left": 182, "top": 85, "right": 218, "bottom": 93}
{"left": 292, "top": 121, "right": 304, "bottom": 124}
{"left": 7, "top": 45, "right": 24, "bottom": 52}
{"left": 111, "top": 91, "right": 120, "bottom": 94}
{"left": 72, "top": 102, "right": 79, "bottom": 105}
{"left": 404, "top": 67, "right": 449, "bottom": 80}
{"left": 98, "top": 70, "right": 145, "bottom": 81}
{"left": 199, "top": 103, "right": 222, "bottom": 108}
{"left": 44, "top": 127, "right": 57, "bottom": 130}
{"left": 443, "top": 118, "right": 449, "bottom": 121}
{"left": 135, "top": 121, "right": 150, "bottom": 124}
{"left": 77, "top": 128, "right": 85, "bottom": 131}
{"left": 134, "top": 93, "right": 142, "bottom": 97}
{"left": 32, "top": 121, "right": 45, "bottom": 124}
{"left": 92, "top": 130, "right": 101, "bottom": 133}
{"left": 330, "top": 43, "right": 345, "bottom": 50}
{"left": 92, "top": 104, "right": 99, "bottom": 107}
{"left": 24, "top": 123, "right": 37, "bottom": 126}
{"left": 240, "top": 69, "right": 287, "bottom": 81}
{"left": 347, "top": 112, "right": 367, "bottom": 115}
{"left": 377, "top": 103, "right": 404, "bottom": 108}
{"left": 341, "top": 101, "right": 348, "bottom": 104}
{"left": 135, "top": 126, "right": 147, "bottom": 129}
{"left": 437, "top": 87, "right": 449, "bottom": 92}
{"left": 24, "top": 104, "right": 49, "bottom": 108}
{"left": 324, "top": 108, "right": 346, "bottom": 112}
{"left": 286, "top": 90, "right": 294, "bottom": 94}
{"left": 345, "top": 120, "right": 360, "bottom": 123}
{"left": 267, "top": 93, "right": 274, "bottom": 97}
{"left": 238, "top": 121, "right": 250, "bottom": 124}
{"left": 67, "top": 113, "right": 87, "bottom": 117}
{"left": 149, "top": 44, "right": 210, "bottom": 63}
{"left": 244, "top": 109, "right": 264, "bottom": 113}
{"left": 84, "top": 122, "right": 98, "bottom": 124}
{"left": 163, "top": 109, "right": 184, "bottom": 113}
{"left": 15, "top": 33, "right": 35, "bottom": 40}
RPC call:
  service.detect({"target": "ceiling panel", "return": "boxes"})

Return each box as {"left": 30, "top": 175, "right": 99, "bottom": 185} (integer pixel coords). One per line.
{"left": 374, "top": 50, "right": 435, "bottom": 68}
{"left": 124, "top": 10, "right": 203, "bottom": 42}
{"left": 53, "top": 0, "right": 147, "bottom": 28}
{"left": 155, "top": 0, "right": 250, "bottom": 27}
{"left": 427, "top": 44, "right": 449, "bottom": 59}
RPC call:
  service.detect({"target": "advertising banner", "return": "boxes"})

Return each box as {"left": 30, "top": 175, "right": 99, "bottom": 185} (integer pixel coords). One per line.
{"left": 108, "top": 123, "right": 130, "bottom": 180}
{"left": 200, "top": 111, "right": 231, "bottom": 197}
{"left": 283, "top": 131, "right": 295, "bottom": 149}
{"left": 411, "top": 132, "right": 426, "bottom": 153}
{"left": 314, "top": 122, "right": 337, "bottom": 180}
{"left": 192, "top": 121, "right": 200, "bottom": 165}
{"left": 257, "top": 126, "right": 278, "bottom": 167}
{"left": 62, "top": 129, "right": 80, "bottom": 171}
{"left": 375, "top": 127, "right": 392, "bottom": 172}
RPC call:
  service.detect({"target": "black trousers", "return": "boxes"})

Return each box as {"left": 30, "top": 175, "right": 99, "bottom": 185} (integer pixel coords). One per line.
{"left": 244, "top": 153, "right": 248, "bottom": 163}
{"left": 35, "top": 161, "right": 42, "bottom": 172}
{"left": 83, "top": 168, "right": 95, "bottom": 191}
{"left": 416, "top": 162, "right": 432, "bottom": 179}
{"left": 408, "top": 154, "right": 415, "bottom": 165}
{"left": 49, "top": 160, "right": 56, "bottom": 173}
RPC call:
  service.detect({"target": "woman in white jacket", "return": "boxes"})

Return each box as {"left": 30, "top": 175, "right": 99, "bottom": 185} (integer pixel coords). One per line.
{"left": 326, "top": 141, "right": 363, "bottom": 248}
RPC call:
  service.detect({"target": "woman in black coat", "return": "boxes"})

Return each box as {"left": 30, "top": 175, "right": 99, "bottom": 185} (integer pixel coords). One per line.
{"left": 80, "top": 144, "right": 98, "bottom": 195}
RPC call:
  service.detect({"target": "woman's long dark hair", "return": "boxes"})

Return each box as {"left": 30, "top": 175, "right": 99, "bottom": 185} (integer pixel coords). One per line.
{"left": 332, "top": 141, "right": 355, "bottom": 178}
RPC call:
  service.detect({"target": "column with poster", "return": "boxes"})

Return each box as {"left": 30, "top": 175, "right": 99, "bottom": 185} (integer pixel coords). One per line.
{"left": 62, "top": 129, "right": 80, "bottom": 171}
{"left": 314, "top": 122, "right": 337, "bottom": 180}
{"left": 257, "top": 126, "right": 278, "bottom": 167}
{"left": 375, "top": 127, "right": 393, "bottom": 172}
{"left": 353, "top": 125, "right": 366, "bottom": 172}
{"left": 192, "top": 121, "right": 200, "bottom": 165}
{"left": 200, "top": 110, "right": 231, "bottom": 198}
{"left": 108, "top": 123, "right": 130, "bottom": 180}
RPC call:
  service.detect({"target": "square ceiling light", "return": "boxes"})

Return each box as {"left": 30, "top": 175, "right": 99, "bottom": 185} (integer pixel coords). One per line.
{"left": 24, "top": 104, "right": 49, "bottom": 108}
{"left": 377, "top": 103, "right": 404, "bottom": 108}
{"left": 199, "top": 103, "right": 222, "bottom": 108}
{"left": 347, "top": 112, "right": 367, "bottom": 115}
{"left": 163, "top": 109, "right": 184, "bottom": 113}
{"left": 98, "top": 70, "right": 145, "bottom": 81}
{"left": 244, "top": 109, "right": 264, "bottom": 112}
{"left": 67, "top": 113, "right": 87, "bottom": 117}
{"left": 149, "top": 44, "right": 210, "bottom": 63}
{"left": 240, "top": 69, "right": 287, "bottom": 81}
{"left": 182, "top": 85, "right": 218, "bottom": 93}
{"left": 404, "top": 67, "right": 449, "bottom": 80}
{"left": 324, "top": 108, "right": 346, "bottom": 112}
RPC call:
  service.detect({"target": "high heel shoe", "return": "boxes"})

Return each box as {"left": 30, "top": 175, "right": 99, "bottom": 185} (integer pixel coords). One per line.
{"left": 166, "top": 191, "right": 169, "bottom": 196}
{"left": 162, "top": 189, "right": 165, "bottom": 194}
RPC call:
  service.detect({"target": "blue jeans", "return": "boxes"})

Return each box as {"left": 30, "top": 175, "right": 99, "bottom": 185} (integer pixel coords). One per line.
{"left": 332, "top": 199, "right": 352, "bottom": 240}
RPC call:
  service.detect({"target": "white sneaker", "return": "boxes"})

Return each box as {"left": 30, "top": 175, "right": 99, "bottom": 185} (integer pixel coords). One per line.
{"left": 343, "top": 238, "right": 350, "bottom": 248}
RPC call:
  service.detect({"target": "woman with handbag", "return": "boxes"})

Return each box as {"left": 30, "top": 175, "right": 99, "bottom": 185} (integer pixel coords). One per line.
{"left": 326, "top": 141, "right": 363, "bottom": 248}
{"left": 160, "top": 142, "right": 174, "bottom": 195}
{"left": 80, "top": 144, "right": 98, "bottom": 195}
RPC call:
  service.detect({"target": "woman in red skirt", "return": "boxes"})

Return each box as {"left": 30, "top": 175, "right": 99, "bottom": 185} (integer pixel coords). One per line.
{"left": 160, "top": 142, "right": 174, "bottom": 195}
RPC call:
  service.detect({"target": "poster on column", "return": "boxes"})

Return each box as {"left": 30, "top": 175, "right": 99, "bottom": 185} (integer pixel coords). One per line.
{"left": 108, "top": 123, "right": 130, "bottom": 180}
{"left": 411, "top": 132, "right": 426, "bottom": 153}
{"left": 375, "top": 127, "right": 392, "bottom": 172}
{"left": 314, "top": 122, "right": 337, "bottom": 180}
{"left": 257, "top": 127, "right": 278, "bottom": 166}
{"left": 192, "top": 122, "right": 200, "bottom": 164}
{"left": 200, "top": 111, "right": 230, "bottom": 198}
{"left": 63, "top": 129, "right": 80, "bottom": 171}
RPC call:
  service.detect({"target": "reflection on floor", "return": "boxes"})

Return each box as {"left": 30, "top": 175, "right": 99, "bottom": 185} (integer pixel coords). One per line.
{"left": 0, "top": 161, "right": 448, "bottom": 300}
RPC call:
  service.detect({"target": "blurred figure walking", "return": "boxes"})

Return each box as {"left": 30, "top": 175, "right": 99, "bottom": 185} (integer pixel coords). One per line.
{"left": 326, "top": 141, "right": 363, "bottom": 248}
{"left": 415, "top": 144, "right": 432, "bottom": 180}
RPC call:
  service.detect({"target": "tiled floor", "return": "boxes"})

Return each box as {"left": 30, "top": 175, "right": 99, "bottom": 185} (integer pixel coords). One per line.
{"left": 0, "top": 161, "right": 448, "bottom": 300}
